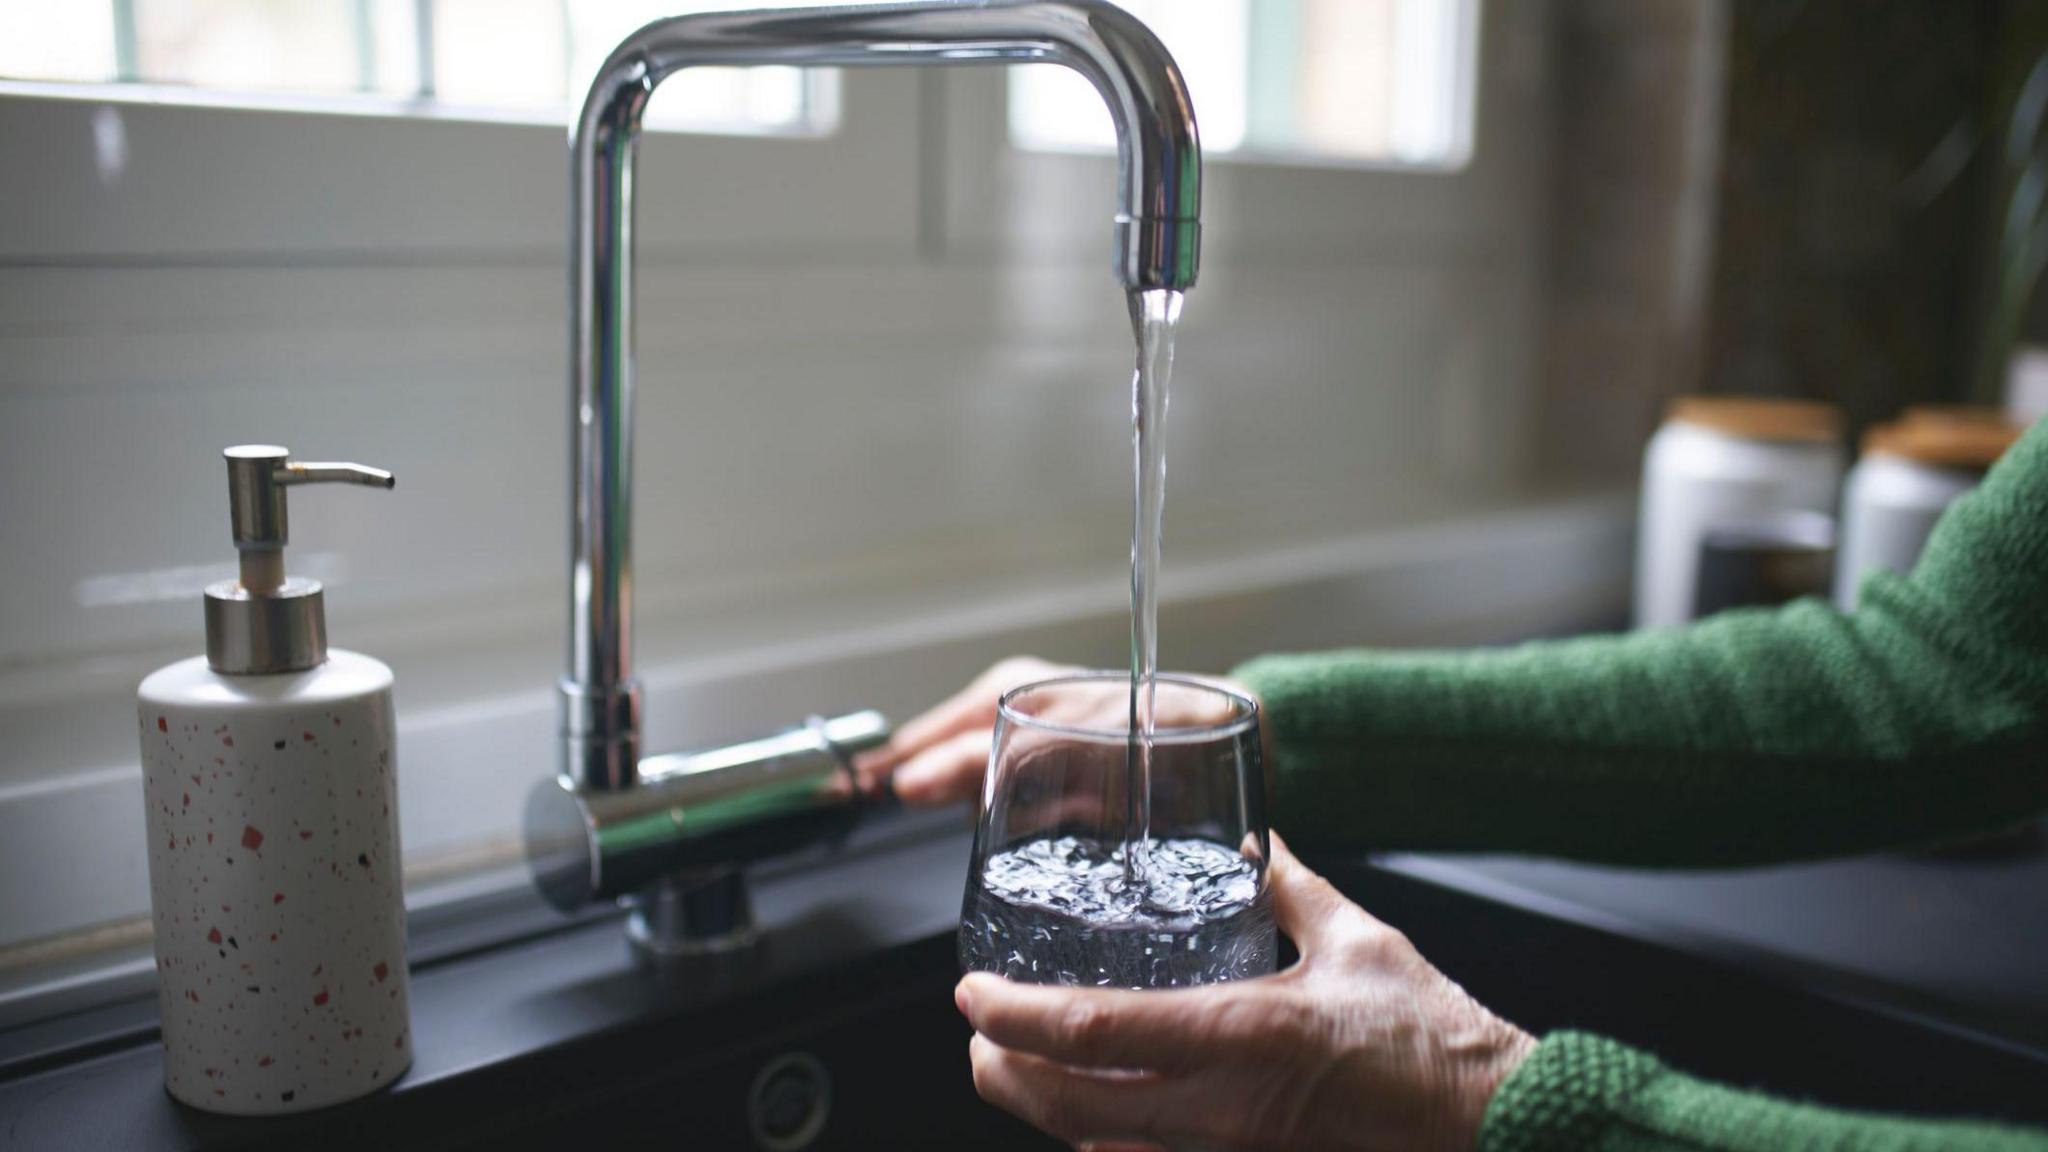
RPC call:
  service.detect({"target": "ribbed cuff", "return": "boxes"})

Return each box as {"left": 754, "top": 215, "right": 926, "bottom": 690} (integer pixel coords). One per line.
{"left": 1475, "top": 1032, "right": 1667, "bottom": 1152}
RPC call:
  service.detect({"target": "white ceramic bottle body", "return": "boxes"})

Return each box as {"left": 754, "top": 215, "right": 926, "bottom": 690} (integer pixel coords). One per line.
{"left": 1634, "top": 421, "right": 1843, "bottom": 629}
{"left": 1833, "top": 454, "right": 1978, "bottom": 611}
{"left": 138, "top": 648, "right": 410, "bottom": 1114}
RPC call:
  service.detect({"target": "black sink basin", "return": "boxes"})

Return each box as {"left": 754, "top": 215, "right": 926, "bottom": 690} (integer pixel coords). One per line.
{"left": 435, "top": 854, "right": 2048, "bottom": 1149}
{"left": 439, "top": 933, "right": 1054, "bottom": 1152}
{"left": 5, "top": 818, "right": 2044, "bottom": 1151}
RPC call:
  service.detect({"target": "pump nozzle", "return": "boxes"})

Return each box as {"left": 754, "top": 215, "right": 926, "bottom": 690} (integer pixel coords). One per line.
{"left": 209, "top": 445, "right": 395, "bottom": 674}
{"left": 275, "top": 461, "right": 397, "bottom": 489}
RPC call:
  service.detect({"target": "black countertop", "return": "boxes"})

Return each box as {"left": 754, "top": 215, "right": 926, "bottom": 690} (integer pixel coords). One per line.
{"left": 1413, "top": 827, "right": 2048, "bottom": 1049}
{"left": 4, "top": 811, "right": 2046, "bottom": 1149}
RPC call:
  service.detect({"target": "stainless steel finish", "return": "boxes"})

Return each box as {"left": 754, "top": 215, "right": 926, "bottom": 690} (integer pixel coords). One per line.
{"left": 747, "top": 1051, "right": 834, "bottom": 1151}
{"left": 205, "top": 577, "right": 327, "bottom": 675}
{"left": 527, "top": 710, "right": 890, "bottom": 916}
{"left": 627, "top": 871, "right": 757, "bottom": 959}
{"left": 562, "top": 1, "right": 1203, "bottom": 792}
{"left": 207, "top": 444, "right": 395, "bottom": 674}
{"left": 225, "top": 446, "right": 395, "bottom": 566}
{"left": 224, "top": 445, "right": 294, "bottom": 564}
{"left": 275, "top": 461, "right": 397, "bottom": 489}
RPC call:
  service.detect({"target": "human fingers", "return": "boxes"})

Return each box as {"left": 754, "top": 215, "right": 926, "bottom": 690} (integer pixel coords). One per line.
{"left": 893, "top": 728, "right": 994, "bottom": 806}
{"left": 968, "top": 1034, "right": 1222, "bottom": 1148}
{"left": 1267, "top": 834, "right": 1383, "bottom": 957}
{"left": 854, "top": 658, "right": 1055, "bottom": 787}
{"left": 957, "top": 973, "right": 1303, "bottom": 1073}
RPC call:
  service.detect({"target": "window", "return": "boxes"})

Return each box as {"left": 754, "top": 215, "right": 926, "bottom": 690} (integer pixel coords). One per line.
{"left": 1009, "top": 0, "right": 1477, "bottom": 167}
{"left": 0, "top": 0, "right": 840, "bottom": 136}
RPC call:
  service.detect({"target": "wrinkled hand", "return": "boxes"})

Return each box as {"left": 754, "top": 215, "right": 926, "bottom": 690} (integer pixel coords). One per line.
{"left": 854, "top": 657, "right": 1083, "bottom": 806}
{"left": 854, "top": 657, "right": 1262, "bottom": 808}
{"left": 956, "top": 841, "right": 1536, "bottom": 1152}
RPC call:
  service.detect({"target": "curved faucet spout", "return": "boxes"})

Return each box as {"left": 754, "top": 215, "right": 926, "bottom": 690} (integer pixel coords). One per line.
{"left": 564, "top": 1, "right": 1203, "bottom": 790}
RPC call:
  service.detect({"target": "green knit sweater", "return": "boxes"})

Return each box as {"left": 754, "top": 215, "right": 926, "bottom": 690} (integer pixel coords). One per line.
{"left": 1234, "top": 418, "right": 2048, "bottom": 1151}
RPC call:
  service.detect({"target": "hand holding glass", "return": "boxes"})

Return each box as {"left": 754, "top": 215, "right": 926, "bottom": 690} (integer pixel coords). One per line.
{"left": 959, "top": 673, "right": 1274, "bottom": 988}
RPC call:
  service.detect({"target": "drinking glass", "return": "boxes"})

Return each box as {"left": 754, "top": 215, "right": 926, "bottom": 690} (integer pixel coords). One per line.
{"left": 958, "top": 672, "right": 1273, "bottom": 988}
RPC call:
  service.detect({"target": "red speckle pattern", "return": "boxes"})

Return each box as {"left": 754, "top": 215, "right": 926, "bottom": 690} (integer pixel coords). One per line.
{"left": 137, "top": 687, "right": 410, "bottom": 1113}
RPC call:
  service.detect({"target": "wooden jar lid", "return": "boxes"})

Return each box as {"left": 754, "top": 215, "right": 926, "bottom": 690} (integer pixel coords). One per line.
{"left": 1864, "top": 414, "right": 2021, "bottom": 470}
{"left": 1900, "top": 403, "right": 2010, "bottom": 427}
{"left": 1668, "top": 395, "right": 1843, "bottom": 444}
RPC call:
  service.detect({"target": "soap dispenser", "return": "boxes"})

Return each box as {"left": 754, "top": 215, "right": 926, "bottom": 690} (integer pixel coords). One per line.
{"left": 138, "top": 445, "right": 410, "bottom": 1114}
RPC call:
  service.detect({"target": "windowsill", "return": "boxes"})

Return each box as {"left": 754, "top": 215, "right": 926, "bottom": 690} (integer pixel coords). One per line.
{"left": 1006, "top": 137, "right": 1475, "bottom": 175}
{"left": 0, "top": 79, "right": 839, "bottom": 139}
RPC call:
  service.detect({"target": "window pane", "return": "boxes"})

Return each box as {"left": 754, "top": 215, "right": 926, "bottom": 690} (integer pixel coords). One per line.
{"left": 1011, "top": 0, "right": 1249, "bottom": 154}
{"left": 1010, "top": 0, "right": 1476, "bottom": 167}
{"left": 431, "top": 0, "right": 566, "bottom": 108}
{"left": 557, "top": 1, "right": 838, "bottom": 135}
{"left": 132, "top": 0, "right": 417, "bottom": 98}
{"left": 0, "top": 0, "right": 838, "bottom": 137}
{"left": 0, "top": 3, "right": 117, "bottom": 83}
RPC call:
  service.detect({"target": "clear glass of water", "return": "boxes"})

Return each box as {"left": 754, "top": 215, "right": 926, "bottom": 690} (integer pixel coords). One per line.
{"left": 958, "top": 672, "right": 1274, "bottom": 988}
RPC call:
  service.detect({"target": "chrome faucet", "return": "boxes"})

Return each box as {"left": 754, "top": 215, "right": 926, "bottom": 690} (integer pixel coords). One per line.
{"left": 534, "top": 0, "right": 1201, "bottom": 961}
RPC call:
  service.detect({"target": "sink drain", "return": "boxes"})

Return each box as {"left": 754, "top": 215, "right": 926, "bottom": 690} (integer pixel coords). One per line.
{"left": 747, "top": 1051, "right": 832, "bottom": 1151}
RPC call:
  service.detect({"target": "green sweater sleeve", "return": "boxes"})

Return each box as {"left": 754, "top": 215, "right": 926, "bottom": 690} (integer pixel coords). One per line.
{"left": 1234, "top": 421, "right": 2048, "bottom": 1152}
{"left": 1477, "top": 1032, "right": 2048, "bottom": 1152}
{"left": 1234, "top": 418, "right": 2048, "bottom": 867}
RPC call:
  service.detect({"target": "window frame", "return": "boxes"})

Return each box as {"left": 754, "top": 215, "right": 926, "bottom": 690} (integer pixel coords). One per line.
{"left": 1004, "top": 0, "right": 1482, "bottom": 173}
{"left": 939, "top": 0, "right": 1525, "bottom": 270}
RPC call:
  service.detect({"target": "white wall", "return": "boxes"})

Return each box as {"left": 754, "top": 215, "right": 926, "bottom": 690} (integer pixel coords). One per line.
{"left": 0, "top": 1, "right": 1582, "bottom": 955}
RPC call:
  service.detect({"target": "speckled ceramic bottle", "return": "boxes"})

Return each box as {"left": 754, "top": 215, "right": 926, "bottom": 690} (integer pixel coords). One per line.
{"left": 137, "top": 445, "right": 409, "bottom": 1114}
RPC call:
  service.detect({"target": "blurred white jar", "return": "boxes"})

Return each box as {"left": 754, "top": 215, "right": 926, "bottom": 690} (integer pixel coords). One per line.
{"left": 1833, "top": 408, "right": 2021, "bottom": 610}
{"left": 1634, "top": 397, "right": 1844, "bottom": 629}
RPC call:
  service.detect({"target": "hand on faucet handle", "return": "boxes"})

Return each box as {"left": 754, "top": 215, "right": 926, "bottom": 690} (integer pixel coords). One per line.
{"left": 854, "top": 657, "right": 1263, "bottom": 808}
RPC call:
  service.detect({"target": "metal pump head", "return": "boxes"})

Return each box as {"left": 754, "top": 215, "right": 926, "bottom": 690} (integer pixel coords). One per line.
{"left": 205, "top": 445, "right": 395, "bottom": 675}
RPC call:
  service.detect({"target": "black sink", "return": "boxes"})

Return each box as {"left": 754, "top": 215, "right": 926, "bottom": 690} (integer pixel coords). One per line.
{"left": 4, "top": 819, "right": 2044, "bottom": 1151}
{"left": 436, "top": 934, "right": 1056, "bottom": 1152}
{"left": 434, "top": 856, "right": 2048, "bottom": 1149}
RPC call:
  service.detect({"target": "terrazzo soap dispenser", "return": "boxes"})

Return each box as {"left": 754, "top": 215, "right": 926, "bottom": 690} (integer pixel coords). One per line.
{"left": 138, "top": 445, "right": 410, "bottom": 1114}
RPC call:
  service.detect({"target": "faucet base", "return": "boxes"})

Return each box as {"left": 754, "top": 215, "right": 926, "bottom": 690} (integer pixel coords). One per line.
{"left": 627, "top": 870, "right": 758, "bottom": 964}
